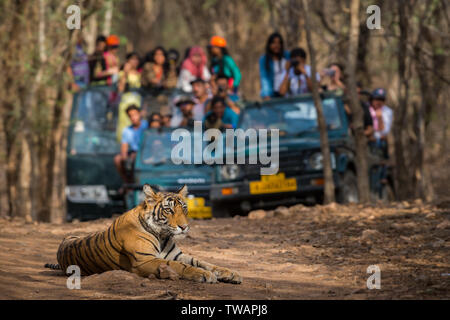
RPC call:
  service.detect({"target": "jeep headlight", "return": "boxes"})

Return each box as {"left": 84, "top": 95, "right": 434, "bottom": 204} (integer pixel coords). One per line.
{"left": 66, "top": 185, "right": 109, "bottom": 204}
{"left": 308, "top": 152, "right": 336, "bottom": 170}
{"left": 220, "top": 164, "right": 241, "bottom": 181}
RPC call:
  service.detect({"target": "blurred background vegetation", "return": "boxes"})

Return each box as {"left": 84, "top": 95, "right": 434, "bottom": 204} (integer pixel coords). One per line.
{"left": 0, "top": 0, "right": 448, "bottom": 222}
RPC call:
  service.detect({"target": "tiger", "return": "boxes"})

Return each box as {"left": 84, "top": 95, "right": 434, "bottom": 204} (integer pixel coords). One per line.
{"left": 45, "top": 184, "right": 242, "bottom": 284}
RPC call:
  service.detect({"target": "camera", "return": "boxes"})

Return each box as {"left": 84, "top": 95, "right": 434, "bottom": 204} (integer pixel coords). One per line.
{"left": 124, "top": 157, "right": 134, "bottom": 172}
{"left": 207, "top": 112, "right": 218, "bottom": 123}
{"left": 323, "top": 68, "right": 336, "bottom": 77}
{"left": 167, "top": 49, "right": 179, "bottom": 62}
{"left": 217, "top": 85, "right": 227, "bottom": 94}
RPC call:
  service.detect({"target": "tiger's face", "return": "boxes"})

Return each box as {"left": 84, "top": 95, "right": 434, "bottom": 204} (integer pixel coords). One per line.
{"left": 142, "top": 184, "right": 190, "bottom": 238}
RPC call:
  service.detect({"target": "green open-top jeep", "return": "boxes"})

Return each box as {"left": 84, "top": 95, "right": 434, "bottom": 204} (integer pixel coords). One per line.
{"left": 210, "top": 93, "right": 395, "bottom": 216}
{"left": 124, "top": 128, "right": 213, "bottom": 219}
{"left": 66, "top": 86, "right": 123, "bottom": 221}
{"left": 66, "top": 86, "right": 213, "bottom": 220}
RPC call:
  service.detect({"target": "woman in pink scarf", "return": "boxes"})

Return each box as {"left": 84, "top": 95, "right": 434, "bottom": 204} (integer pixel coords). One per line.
{"left": 177, "top": 46, "right": 211, "bottom": 92}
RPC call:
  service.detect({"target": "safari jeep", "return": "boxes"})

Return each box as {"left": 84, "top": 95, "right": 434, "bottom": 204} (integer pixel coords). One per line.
{"left": 66, "top": 86, "right": 180, "bottom": 221}
{"left": 124, "top": 128, "right": 213, "bottom": 219}
{"left": 66, "top": 86, "right": 124, "bottom": 221}
{"left": 210, "top": 93, "right": 395, "bottom": 217}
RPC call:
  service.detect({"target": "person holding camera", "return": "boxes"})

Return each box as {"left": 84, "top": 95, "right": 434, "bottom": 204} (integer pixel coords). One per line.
{"left": 320, "top": 62, "right": 345, "bottom": 95}
{"left": 278, "top": 47, "right": 319, "bottom": 97}
{"left": 204, "top": 96, "right": 239, "bottom": 131}
{"left": 167, "top": 48, "right": 180, "bottom": 73}
{"left": 208, "top": 74, "right": 240, "bottom": 115}
{"left": 171, "top": 95, "right": 196, "bottom": 129}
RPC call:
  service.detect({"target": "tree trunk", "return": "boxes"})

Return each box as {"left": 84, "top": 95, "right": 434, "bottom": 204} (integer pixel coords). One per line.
{"left": 302, "top": 0, "right": 335, "bottom": 204}
{"left": 393, "top": 1, "right": 411, "bottom": 200}
{"left": 18, "top": 139, "right": 32, "bottom": 222}
{"left": 48, "top": 90, "right": 73, "bottom": 223}
{"left": 0, "top": 106, "right": 9, "bottom": 217}
{"left": 347, "top": 0, "right": 371, "bottom": 203}
{"left": 84, "top": 13, "right": 98, "bottom": 54}
{"left": 103, "top": 0, "right": 113, "bottom": 37}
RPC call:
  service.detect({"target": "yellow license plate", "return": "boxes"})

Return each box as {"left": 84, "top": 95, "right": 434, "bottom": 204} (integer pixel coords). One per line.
{"left": 186, "top": 197, "right": 212, "bottom": 219}
{"left": 249, "top": 173, "right": 297, "bottom": 195}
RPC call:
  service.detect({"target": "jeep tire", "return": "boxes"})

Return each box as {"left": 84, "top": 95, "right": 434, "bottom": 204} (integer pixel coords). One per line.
{"left": 212, "top": 202, "right": 233, "bottom": 218}
{"left": 337, "top": 171, "right": 359, "bottom": 204}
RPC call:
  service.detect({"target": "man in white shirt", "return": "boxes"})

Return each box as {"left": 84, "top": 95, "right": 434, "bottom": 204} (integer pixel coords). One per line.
{"left": 278, "top": 47, "right": 320, "bottom": 97}
{"left": 369, "top": 88, "right": 393, "bottom": 159}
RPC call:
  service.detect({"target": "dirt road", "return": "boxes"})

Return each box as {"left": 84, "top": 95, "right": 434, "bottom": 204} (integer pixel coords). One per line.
{"left": 0, "top": 201, "right": 448, "bottom": 300}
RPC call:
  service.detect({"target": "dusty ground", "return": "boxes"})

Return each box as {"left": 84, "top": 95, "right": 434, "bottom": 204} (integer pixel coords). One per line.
{"left": 0, "top": 201, "right": 449, "bottom": 300}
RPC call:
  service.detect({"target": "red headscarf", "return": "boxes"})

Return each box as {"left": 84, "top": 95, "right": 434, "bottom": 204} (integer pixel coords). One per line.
{"left": 181, "top": 46, "right": 207, "bottom": 78}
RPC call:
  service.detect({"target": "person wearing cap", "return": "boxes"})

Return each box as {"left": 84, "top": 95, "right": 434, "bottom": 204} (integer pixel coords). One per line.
{"left": 170, "top": 95, "right": 196, "bottom": 129}
{"left": 208, "top": 36, "right": 241, "bottom": 92}
{"left": 369, "top": 88, "right": 393, "bottom": 159}
{"left": 177, "top": 46, "right": 211, "bottom": 93}
{"left": 97, "top": 34, "right": 120, "bottom": 86}
{"left": 160, "top": 105, "right": 173, "bottom": 128}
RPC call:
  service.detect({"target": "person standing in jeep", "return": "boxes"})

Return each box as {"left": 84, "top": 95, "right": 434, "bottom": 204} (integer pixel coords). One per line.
{"left": 369, "top": 88, "right": 393, "bottom": 159}
{"left": 278, "top": 47, "right": 320, "bottom": 97}
{"left": 114, "top": 105, "right": 148, "bottom": 184}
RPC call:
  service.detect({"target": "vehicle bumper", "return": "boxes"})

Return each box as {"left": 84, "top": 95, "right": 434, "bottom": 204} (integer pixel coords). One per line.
{"left": 67, "top": 198, "right": 125, "bottom": 221}
{"left": 210, "top": 173, "right": 340, "bottom": 209}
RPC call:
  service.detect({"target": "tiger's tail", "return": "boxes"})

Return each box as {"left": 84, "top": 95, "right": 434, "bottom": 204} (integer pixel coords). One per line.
{"left": 44, "top": 263, "right": 61, "bottom": 270}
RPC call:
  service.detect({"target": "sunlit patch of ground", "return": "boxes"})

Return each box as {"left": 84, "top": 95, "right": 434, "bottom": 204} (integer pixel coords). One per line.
{"left": 0, "top": 201, "right": 448, "bottom": 299}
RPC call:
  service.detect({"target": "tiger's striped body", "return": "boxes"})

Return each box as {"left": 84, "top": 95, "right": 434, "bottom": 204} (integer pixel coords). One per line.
{"left": 48, "top": 185, "right": 242, "bottom": 284}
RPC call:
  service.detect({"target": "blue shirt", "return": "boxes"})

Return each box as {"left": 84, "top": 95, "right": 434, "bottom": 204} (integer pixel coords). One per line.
{"left": 259, "top": 51, "right": 290, "bottom": 98}
{"left": 121, "top": 120, "right": 148, "bottom": 152}
{"left": 204, "top": 107, "right": 239, "bottom": 129}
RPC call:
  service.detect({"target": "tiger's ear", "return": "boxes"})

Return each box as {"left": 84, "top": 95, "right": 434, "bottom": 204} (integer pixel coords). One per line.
{"left": 143, "top": 184, "right": 157, "bottom": 199}
{"left": 177, "top": 185, "right": 188, "bottom": 198}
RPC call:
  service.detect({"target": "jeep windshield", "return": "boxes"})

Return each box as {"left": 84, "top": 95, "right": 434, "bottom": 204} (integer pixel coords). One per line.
{"left": 140, "top": 129, "right": 206, "bottom": 167}
{"left": 240, "top": 97, "right": 342, "bottom": 136}
{"left": 69, "top": 88, "right": 119, "bottom": 155}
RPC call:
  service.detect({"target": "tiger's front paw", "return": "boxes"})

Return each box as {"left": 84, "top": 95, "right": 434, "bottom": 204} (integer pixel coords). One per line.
{"left": 214, "top": 267, "right": 242, "bottom": 284}
{"left": 184, "top": 267, "right": 218, "bottom": 284}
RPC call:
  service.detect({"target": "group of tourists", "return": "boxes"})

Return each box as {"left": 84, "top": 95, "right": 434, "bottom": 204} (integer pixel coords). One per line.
{"left": 69, "top": 32, "right": 393, "bottom": 184}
